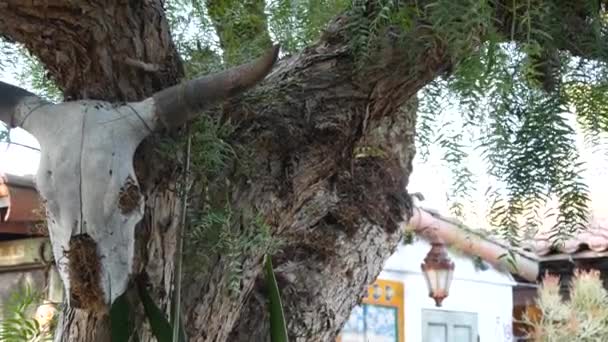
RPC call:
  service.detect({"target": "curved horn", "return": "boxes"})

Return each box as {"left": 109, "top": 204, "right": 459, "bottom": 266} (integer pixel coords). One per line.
{"left": 0, "top": 81, "right": 48, "bottom": 129}
{"left": 152, "top": 45, "right": 280, "bottom": 129}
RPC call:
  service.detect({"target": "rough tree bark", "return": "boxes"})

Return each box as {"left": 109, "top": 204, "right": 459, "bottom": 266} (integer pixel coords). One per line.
{"left": 0, "top": 1, "right": 449, "bottom": 341}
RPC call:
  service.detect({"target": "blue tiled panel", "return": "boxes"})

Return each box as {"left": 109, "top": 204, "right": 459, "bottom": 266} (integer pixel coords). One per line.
{"left": 342, "top": 304, "right": 398, "bottom": 342}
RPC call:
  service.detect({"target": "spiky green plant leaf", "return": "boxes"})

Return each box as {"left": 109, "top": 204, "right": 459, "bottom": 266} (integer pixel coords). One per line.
{"left": 265, "top": 255, "right": 289, "bottom": 342}
{"left": 137, "top": 282, "right": 186, "bottom": 342}
{"left": 110, "top": 292, "right": 132, "bottom": 342}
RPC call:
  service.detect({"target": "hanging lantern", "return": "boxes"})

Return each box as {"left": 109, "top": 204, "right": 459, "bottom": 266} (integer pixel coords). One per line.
{"left": 421, "top": 242, "right": 455, "bottom": 307}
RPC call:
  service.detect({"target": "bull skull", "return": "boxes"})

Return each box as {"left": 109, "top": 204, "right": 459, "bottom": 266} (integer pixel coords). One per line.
{"left": 0, "top": 46, "right": 279, "bottom": 307}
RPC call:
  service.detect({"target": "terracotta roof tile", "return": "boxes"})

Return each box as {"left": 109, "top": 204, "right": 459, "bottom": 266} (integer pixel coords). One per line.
{"left": 522, "top": 217, "right": 608, "bottom": 257}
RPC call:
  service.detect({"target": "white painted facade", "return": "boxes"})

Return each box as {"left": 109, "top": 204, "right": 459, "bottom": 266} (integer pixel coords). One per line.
{"left": 378, "top": 238, "right": 516, "bottom": 342}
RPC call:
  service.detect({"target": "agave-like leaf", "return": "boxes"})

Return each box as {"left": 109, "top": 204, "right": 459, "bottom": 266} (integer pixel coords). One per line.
{"left": 265, "top": 255, "right": 289, "bottom": 342}
{"left": 137, "top": 281, "right": 186, "bottom": 342}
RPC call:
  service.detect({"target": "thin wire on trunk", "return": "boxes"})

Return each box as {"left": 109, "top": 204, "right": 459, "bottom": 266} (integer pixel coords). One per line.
{"left": 173, "top": 125, "right": 191, "bottom": 342}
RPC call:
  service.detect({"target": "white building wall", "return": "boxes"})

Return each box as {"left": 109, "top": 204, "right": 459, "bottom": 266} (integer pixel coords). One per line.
{"left": 378, "top": 239, "right": 515, "bottom": 342}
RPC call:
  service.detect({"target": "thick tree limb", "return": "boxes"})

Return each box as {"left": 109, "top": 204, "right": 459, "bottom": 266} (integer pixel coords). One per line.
{"left": 179, "top": 12, "right": 439, "bottom": 340}
{"left": 0, "top": 0, "right": 183, "bottom": 101}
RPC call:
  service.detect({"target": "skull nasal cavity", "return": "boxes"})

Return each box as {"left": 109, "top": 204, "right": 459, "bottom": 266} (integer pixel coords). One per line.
{"left": 118, "top": 176, "right": 141, "bottom": 214}
{"left": 67, "top": 234, "right": 105, "bottom": 310}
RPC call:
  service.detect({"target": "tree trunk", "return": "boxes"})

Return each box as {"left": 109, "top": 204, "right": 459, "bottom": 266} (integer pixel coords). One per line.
{"left": 0, "top": 1, "right": 450, "bottom": 341}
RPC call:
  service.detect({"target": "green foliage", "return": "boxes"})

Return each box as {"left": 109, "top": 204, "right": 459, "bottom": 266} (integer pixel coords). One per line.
{"left": 564, "top": 74, "right": 608, "bottom": 146}
{"left": 401, "top": 229, "right": 416, "bottom": 245}
{"left": 267, "top": 0, "right": 349, "bottom": 54}
{"left": 0, "top": 40, "right": 19, "bottom": 74}
{"left": 109, "top": 285, "right": 188, "bottom": 342}
{"left": 434, "top": 12, "right": 596, "bottom": 245}
{"left": 347, "top": 0, "right": 406, "bottom": 70}
{"left": 416, "top": 83, "right": 443, "bottom": 161}
{"left": 165, "top": 0, "right": 222, "bottom": 73}
{"left": 155, "top": 114, "right": 235, "bottom": 185}
{"left": 0, "top": 123, "right": 7, "bottom": 142}
{"left": 166, "top": 0, "right": 348, "bottom": 66}
{"left": 137, "top": 283, "right": 186, "bottom": 342}
{"left": 110, "top": 292, "right": 134, "bottom": 342}
{"left": 206, "top": 0, "right": 273, "bottom": 65}
{"left": 265, "top": 255, "right": 289, "bottom": 342}
{"left": 0, "top": 285, "right": 55, "bottom": 342}
{"left": 481, "top": 80, "right": 590, "bottom": 244}
{"left": 341, "top": 0, "right": 608, "bottom": 245}
{"left": 155, "top": 92, "right": 279, "bottom": 299}
{"left": 0, "top": 38, "right": 61, "bottom": 102}
{"left": 347, "top": 0, "right": 495, "bottom": 70}
{"left": 437, "top": 129, "right": 474, "bottom": 219}
{"left": 523, "top": 270, "right": 608, "bottom": 341}
{"left": 16, "top": 55, "right": 62, "bottom": 102}
{"left": 341, "top": 0, "right": 597, "bottom": 244}
{"left": 189, "top": 116, "right": 238, "bottom": 181}
{"left": 423, "top": 0, "right": 494, "bottom": 62}
{"left": 158, "top": 107, "right": 281, "bottom": 298}
{"left": 185, "top": 205, "right": 281, "bottom": 296}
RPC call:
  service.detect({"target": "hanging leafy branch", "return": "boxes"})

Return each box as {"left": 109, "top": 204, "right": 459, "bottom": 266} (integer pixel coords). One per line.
{"left": 0, "top": 39, "right": 19, "bottom": 74}
{"left": 348, "top": 0, "right": 599, "bottom": 244}
{"left": 437, "top": 124, "right": 476, "bottom": 219}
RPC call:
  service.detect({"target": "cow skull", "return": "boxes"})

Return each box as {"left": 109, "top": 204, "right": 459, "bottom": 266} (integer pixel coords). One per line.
{"left": 0, "top": 46, "right": 279, "bottom": 307}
